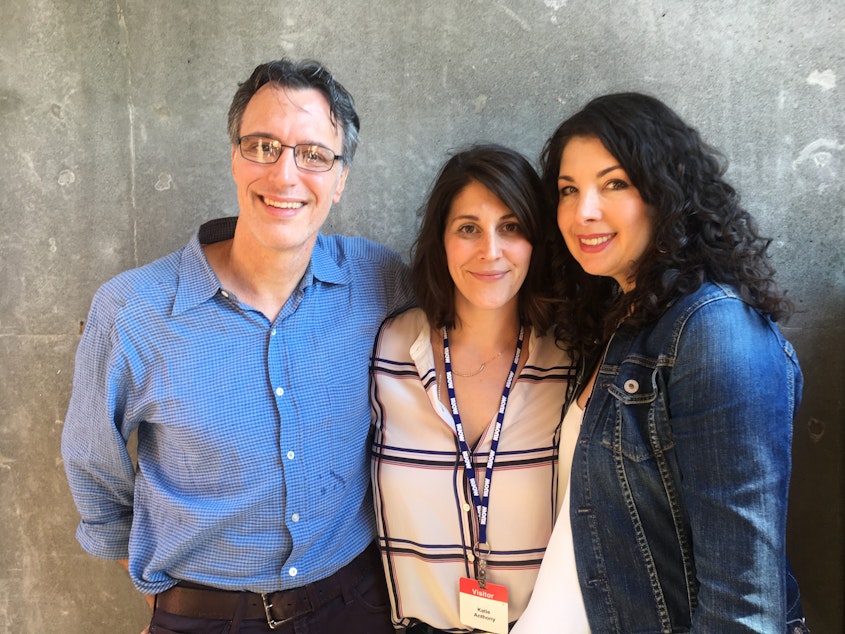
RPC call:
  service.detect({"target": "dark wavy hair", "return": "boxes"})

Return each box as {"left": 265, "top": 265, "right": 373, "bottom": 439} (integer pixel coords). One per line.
{"left": 412, "top": 144, "right": 556, "bottom": 332}
{"left": 540, "top": 92, "right": 792, "bottom": 366}
{"left": 227, "top": 58, "right": 360, "bottom": 164}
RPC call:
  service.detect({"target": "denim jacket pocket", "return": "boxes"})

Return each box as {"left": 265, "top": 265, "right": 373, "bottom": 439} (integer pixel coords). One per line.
{"left": 601, "top": 363, "right": 674, "bottom": 462}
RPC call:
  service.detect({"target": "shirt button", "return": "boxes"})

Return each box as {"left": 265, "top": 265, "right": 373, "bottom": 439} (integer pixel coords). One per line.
{"left": 276, "top": 387, "right": 284, "bottom": 396}
{"left": 271, "top": 328, "right": 277, "bottom": 336}
{"left": 287, "top": 450, "right": 295, "bottom": 460}
{"left": 291, "top": 513, "right": 300, "bottom": 522}
{"left": 624, "top": 379, "right": 639, "bottom": 394}
{"left": 220, "top": 290, "right": 229, "bottom": 298}
{"left": 462, "top": 502, "right": 472, "bottom": 512}
{"left": 467, "top": 552, "right": 475, "bottom": 563}
{"left": 288, "top": 567, "right": 298, "bottom": 577}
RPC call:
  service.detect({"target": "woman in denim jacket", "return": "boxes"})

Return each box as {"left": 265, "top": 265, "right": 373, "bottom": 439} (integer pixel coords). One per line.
{"left": 515, "top": 93, "right": 808, "bottom": 633}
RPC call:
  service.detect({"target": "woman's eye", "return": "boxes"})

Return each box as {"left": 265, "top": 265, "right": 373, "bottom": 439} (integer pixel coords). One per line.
{"left": 457, "top": 224, "right": 477, "bottom": 234}
{"left": 606, "top": 179, "right": 629, "bottom": 190}
{"left": 502, "top": 222, "right": 523, "bottom": 233}
{"left": 559, "top": 185, "right": 576, "bottom": 198}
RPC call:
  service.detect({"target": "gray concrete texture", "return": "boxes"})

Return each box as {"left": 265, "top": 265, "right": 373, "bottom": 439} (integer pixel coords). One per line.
{"left": 0, "top": 0, "right": 842, "bottom": 631}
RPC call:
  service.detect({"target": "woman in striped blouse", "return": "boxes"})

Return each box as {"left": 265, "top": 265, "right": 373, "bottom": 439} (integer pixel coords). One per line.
{"left": 371, "top": 144, "right": 576, "bottom": 633}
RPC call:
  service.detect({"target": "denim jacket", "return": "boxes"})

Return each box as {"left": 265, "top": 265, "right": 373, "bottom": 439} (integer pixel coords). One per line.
{"left": 569, "top": 282, "right": 807, "bottom": 633}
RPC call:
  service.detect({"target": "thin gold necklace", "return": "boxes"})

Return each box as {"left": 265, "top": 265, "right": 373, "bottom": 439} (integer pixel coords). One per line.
{"left": 436, "top": 357, "right": 502, "bottom": 405}
{"left": 443, "top": 326, "right": 509, "bottom": 378}
{"left": 451, "top": 349, "right": 504, "bottom": 377}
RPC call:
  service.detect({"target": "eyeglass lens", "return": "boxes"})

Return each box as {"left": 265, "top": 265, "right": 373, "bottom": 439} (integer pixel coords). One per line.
{"left": 239, "top": 136, "right": 339, "bottom": 171}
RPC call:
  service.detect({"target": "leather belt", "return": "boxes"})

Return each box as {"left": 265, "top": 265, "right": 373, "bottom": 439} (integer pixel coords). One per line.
{"left": 155, "top": 544, "right": 376, "bottom": 628}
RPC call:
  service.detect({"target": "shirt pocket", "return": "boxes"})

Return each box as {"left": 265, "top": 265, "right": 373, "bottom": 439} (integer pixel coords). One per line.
{"left": 600, "top": 361, "right": 674, "bottom": 462}
{"left": 317, "top": 379, "right": 372, "bottom": 488}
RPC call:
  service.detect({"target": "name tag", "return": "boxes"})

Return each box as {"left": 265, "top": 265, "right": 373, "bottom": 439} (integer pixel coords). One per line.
{"left": 459, "top": 577, "right": 509, "bottom": 634}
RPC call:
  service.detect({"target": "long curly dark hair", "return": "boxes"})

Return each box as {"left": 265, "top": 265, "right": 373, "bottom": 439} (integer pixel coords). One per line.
{"left": 540, "top": 92, "right": 792, "bottom": 367}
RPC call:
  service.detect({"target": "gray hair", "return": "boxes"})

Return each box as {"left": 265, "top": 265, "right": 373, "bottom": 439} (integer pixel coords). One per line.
{"left": 227, "top": 58, "right": 360, "bottom": 164}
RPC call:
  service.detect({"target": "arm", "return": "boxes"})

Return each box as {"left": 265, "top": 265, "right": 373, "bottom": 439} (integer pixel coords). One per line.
{"left": 61, "top": 291, "right": 139, "bottom": 560}
{"left": 667, "top": 299, "right": 797, "bottom": 632}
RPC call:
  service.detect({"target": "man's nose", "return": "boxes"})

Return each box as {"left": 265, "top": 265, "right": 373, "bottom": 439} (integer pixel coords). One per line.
{"left": 268, "top": 146, "right": 298, "bottom": 182}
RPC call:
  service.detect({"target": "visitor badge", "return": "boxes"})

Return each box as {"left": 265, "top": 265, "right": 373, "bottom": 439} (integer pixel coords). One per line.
{"left": 459, "top": 577, "right": 509, "bottom": 634}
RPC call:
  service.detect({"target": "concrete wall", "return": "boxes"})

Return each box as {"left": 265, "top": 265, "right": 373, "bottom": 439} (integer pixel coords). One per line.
{"left": 1, "top": 1, "right": 842, "bottom": 631}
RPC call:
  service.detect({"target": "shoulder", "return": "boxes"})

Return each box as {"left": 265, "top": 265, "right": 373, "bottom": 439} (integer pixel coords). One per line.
{"left": 674, "top": 282, "right": 766, "bottom": 331}
{"left": 89, "top": 249, "right": 184, "bottom": 320}
{"left": 76, "top": 249, "right": 185, "bottom": 364}
{"left": 378, "top": 307, "right": 428, "bottom": 343}
{"left": 650, "top": 282, "right": 750, "bottom": 335}
{"left": 313, "top": 235, "right": 412, "bottom": 313}
{"left": 529, "top": 327, "right": 573, "bottom": 367}
{"left": 658, "top": 281, "right": 733, "bottom": 320}
{"left": 618, "top": 282, "right": 772, "bottom": 366}
{"left": 316, "top": 234, "right": 406, "bottom": 268}
{"left": 313, "top": 235, "right": 409, "bottom": 299}
{"left": 650, "top": 282, "right": 786, "bottom": 363}
{"left": 372, "top": 308, "right": 430, "bottom": 373}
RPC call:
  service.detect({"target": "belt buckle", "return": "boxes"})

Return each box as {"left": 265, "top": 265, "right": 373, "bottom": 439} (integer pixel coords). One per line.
{"left": 261, "top": 593, "right": 295, "bottom": 630}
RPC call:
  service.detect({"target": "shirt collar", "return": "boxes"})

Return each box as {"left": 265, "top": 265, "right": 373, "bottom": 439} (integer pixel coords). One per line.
{"left": 171, "top": 217, "right": 350, "bottom": 316}
{"left": 309, "top": 234, "right": 350, "bottom": 287}
{"left": 171, "top": 227, "right": 227, "bottom": 316}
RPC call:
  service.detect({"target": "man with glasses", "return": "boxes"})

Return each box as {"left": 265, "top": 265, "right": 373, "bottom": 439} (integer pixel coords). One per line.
{"left": 62, "top": 59, "right": 411, "bottom": 633}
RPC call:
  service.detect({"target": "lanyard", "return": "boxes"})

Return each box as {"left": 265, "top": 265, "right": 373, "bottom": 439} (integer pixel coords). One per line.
{"left": 443, "top": 325, "right": 524, "bottom": 580}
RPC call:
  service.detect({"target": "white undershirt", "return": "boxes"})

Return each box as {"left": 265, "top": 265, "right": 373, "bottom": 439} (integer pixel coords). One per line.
{"left": 510, "top": 401, "right": 591, "bottom": 634}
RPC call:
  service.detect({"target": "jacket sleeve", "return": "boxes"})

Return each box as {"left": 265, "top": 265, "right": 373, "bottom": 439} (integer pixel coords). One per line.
{"left": 61, "top": 289, "right": 138, "bottom": 560}
{"left": 667, "top": 297, "right": 800, "bottom": 632}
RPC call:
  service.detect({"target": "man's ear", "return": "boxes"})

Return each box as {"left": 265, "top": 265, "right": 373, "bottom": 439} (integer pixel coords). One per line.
{"left": 332, "top": 164, "right": 350, "bottom": 204}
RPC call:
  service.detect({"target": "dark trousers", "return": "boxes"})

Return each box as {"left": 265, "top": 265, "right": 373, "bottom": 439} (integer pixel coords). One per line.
{"left": 148, "top": 543, "right": 393, "bottom": 634}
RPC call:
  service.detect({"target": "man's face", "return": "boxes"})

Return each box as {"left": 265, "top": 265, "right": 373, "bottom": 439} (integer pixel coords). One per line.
{"left": 231, "top": 84, "right": 348, "bottom": 258}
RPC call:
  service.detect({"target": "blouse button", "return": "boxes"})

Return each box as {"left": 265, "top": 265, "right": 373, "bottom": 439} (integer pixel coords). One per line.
{"left": 624, "top": 379, "right": 639, "bottom": 394}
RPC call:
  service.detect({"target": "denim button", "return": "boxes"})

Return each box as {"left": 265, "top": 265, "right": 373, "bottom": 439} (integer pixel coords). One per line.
{"left": 624, "top": 379, "right": 639, "bottom": 393}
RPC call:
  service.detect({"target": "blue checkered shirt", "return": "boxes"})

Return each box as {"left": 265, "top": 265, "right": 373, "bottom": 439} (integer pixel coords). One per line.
{"left": 62, "top": 216, "right": 412, "bottom": 594}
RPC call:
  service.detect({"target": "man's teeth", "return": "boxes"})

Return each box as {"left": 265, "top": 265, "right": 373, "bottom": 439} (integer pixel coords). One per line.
{"left": 264, "top": 197, "right": 304, "bottom": 209}
{"left": 581, "top": 235, "right": 612, "bottom": 246}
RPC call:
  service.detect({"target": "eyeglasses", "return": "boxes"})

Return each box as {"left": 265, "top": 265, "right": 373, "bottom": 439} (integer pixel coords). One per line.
{"left": 237, "top": 135, "right": 344, "bottom": 172}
